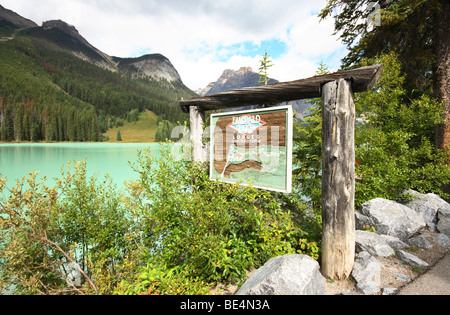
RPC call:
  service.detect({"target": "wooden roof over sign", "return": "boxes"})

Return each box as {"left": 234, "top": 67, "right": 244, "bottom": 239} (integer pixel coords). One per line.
{"left": 179, "top": 64, "right": 383, "bottom": 113}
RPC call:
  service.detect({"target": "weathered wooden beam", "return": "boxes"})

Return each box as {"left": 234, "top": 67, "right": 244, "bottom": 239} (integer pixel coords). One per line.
{"left": 179, "top": 65, "right": 383, "bottom": 113}
{"left": 190, "top": 106, "right": 206, "bottom": 162}
{"left": 321, "top": 78, "right": 356, "bottom": 280}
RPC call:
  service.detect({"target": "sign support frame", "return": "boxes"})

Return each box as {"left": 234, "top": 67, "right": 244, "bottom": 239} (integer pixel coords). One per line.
{"left": 180, "top": 65, "right": 383, "bottom": 281}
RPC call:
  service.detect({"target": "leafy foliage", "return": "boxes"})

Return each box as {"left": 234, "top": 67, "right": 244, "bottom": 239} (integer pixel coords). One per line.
{"left": 258, "top": 50, "right": 274, "bottom": 86}
{"left": 0, "top": 161, "right": 133, "bottom": 294}
{"left": 353, "top": 53, "right": 449, "bottom": 203}
{"left": 124, "top": 146, "right": 319, "bottom": 290}
{"left": 293, "top": 62, "right": 329, "bottom": 211}
{"left": 294, "top": 54, "right": 450, "bottom": 211}
{"left": 0, "top": 145, "right": 320, "bottom": 295}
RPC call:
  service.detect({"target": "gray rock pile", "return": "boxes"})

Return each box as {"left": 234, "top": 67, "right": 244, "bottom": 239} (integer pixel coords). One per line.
{"left": 236, "top": 190, "right": 450, "bottom": 295}
{"left": 352, "top": 190, "right": 450, "bottom": 294}
{"left": 400, "top": 189, "right": 450, "bottom": 235}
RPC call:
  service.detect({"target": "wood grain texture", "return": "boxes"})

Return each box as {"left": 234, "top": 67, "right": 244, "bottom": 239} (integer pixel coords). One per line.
{"left": 321, "top": 79, "right": 356, "bottom": 280}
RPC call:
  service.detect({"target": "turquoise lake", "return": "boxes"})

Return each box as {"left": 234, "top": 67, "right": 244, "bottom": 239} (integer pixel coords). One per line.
{"left": 0, "top": 143, "right": 162, "bottom": 189}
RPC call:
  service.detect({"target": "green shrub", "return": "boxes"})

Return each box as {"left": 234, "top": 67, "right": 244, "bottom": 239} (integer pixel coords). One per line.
{"left": 0, "top": 161, "right": 134, "bottom": 294}
{"left": 123, "top": 145, "right": 318, "bottom": 293}
{"left": 115, "top": 262, "right": 212, "bottom": 295}
{"left": 1, "top": 146, "right": 319, "bottom": 295}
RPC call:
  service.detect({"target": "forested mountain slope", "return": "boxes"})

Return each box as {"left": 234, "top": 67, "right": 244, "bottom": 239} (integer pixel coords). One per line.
{"left": 0, "top": 5, "right": 196, "bottom": 142}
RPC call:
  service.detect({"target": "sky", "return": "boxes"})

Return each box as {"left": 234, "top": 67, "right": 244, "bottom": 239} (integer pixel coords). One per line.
{"left": 1, "top": 0, "right": 347, "bottom": 91}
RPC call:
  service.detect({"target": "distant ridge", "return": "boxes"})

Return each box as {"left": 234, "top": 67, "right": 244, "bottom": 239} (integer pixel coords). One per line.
{"left": 0, "top": 5, "right": 197, "bottom": 143}
{"left": 0, "top": 5, "right": 183, "bottom": 83}
{"left": 0, "top": 4, "right": 37, "bottom": 30}
{"left": 196, "top": 66, "right": 313, "bottom": 119}
{"left": 196, "top": 67, "right": 278, "bottom": 96}
{"left": 114, "top": 54, "right": 182, "bottom": 83}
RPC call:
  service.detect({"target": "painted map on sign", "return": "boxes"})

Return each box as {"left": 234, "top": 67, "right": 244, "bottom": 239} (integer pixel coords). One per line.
{"left": 210, "top": 106, "right": 292, "bottom": 193}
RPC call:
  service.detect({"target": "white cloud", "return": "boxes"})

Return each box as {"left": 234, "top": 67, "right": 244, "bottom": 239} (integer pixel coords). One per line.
{"left": 1, "top": 0, "right": 346, "bottom": 90}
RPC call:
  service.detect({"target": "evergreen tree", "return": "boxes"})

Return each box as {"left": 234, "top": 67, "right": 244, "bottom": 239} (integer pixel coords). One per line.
{"left": 294, "top": 55, "right": 450, "bottom": 210}
{"left": 14, "top": 104, "right": 24, "bottom": 142}
{"left": 4, "top": 102, "right": 14, "bottom": 142}
{"left": 319, "top": 0, "right": 450, "bottom": 168}
{"left": 22, "top": 111, "right": 30, "bottom": 141}
{"left": 258, "top": 50, "right": 274, "bottom": 86}
{"left": 116, "top": 129, "right": 122, "bottom": 141}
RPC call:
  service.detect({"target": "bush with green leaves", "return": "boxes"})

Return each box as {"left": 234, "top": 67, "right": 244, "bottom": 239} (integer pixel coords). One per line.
{"left": 293, "top": 62, "right": 327, "bottom": 212}
{"left": 123, "top": 145, "right": 319, "bottom": 293}
{"left": 1, "top": 145, "right": 320, "bottom": 295}
{"left": 0, "top": 161, "right": 134, "bottom": 294}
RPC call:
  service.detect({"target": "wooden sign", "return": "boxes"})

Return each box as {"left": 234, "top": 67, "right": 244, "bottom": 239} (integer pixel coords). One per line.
{"left": 210, "top": 105, "right": 293, "bottom": 193}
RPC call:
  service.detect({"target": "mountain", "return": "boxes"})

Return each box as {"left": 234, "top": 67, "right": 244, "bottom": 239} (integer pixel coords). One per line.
{"left": 0, "top": 4, "right": 37, "bottom": 36}
{"left": 196, "top": 67, "right": 278, "bottom": 96}
{"left": 196, "top": 66, "right": 313, "bottom": 119}
{"left": 21, "top": 19, "right": 118, "bottom": 72}
{"left": 0, "top": 5, "right": 186, "bottom": 84}
{"left": 0, "top": 5, "right": 196, "bottom": 143}
{"left": 114, "top": 54, "right": 182, "bottom": 82}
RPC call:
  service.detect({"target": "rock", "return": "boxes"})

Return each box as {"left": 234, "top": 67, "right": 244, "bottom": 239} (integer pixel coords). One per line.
{"left": 432, "top": 233, "right": 450, "bottom": 248}
{"left": 340, "top": 292, "right": 362, "bottom": 295}
{"left": 122, "top": 54, "right": 183, "bottom": 82}
{"left": 437, "top": 203, "right": 450, "bottom": 236}
{"left": 356, "top": 198, "right": 426, "bottom": 241}
{"left": 356, "top": 281, "right": 379, "bottom": 295}
{"left": 236, "top": 255, "right": 326, "bottom": 295}
{"left": 401, "top": 190, "right": 450, "bottom": 232}
{"left": 197, "top": 67, "right": 278, "bottom": 96}
{"left": 66, "top": 262, "right": 82, "bottom": 287}
{"left": 437, "top": 218, "right": 450, "bottom": 236}
{"left": 355, "top": 230, "right": 407, "bottom": 257}
{"left": 408, "top": 233, "right": 434, "bottom": 249}
{"left": 382, "top": 287, "right": 398, "bottom": 295}
{"left": 394, "top": 272, "right": 411, "bottom": 282}
{"left": 396, "top": 250, "right": 429, "bottom": 268}
{"left": 351, "top": 251, "right": 381, "bottom": 295}
{"left": 438, "top": 205, "right": 450, "bottom": 220}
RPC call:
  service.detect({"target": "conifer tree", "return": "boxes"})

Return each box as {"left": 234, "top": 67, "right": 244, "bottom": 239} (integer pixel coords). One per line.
{"left": 319, "top": 0, "right": 450, "bottom": 169}
{"left": 258, "top": 50, "right": 274, "bottom": 86}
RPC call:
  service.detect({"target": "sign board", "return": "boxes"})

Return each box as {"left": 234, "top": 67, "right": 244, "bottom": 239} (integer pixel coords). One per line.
{"left": 210, "top": 105, "right": 293, "bottom": 193}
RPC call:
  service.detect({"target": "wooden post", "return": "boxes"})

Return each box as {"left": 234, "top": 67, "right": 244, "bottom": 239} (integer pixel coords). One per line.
{"left": 190, "top": 105, "right": 206, "bottom": 162}
{"left": 321, "top": 78, "right": 356, "bottom": 280}
{"left": 179, "top": 65, "right": 383, "bottom": 279}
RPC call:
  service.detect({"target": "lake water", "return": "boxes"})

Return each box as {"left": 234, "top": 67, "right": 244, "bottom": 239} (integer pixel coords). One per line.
{"left": 0, "top": 143, "right": 162, "bottom": 189}
{"left": 0, "top": 142, "right": 166, "bottom": 294}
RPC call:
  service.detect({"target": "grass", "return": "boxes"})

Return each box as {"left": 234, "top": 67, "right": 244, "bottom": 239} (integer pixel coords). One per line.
{"left": 103, "top": 109, "right": 158, "bottom": 143}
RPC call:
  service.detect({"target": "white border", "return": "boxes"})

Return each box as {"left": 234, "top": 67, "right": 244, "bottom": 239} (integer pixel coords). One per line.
{"left": 210, "top": 105, "right": 293, "bottom": 193}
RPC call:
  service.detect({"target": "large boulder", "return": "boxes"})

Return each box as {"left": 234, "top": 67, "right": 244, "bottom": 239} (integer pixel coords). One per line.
{"left": 437, "top": 205, "right": 450, "bottom": 236}
{"left": 400, "top": 190, "right": 450, "bottom": 232}
{"left": 351, "top": 251, "right": 381, "bottom": 295}
{"left": 355, "top": 230, "right": 407, "bottom": 257}
{"left": 355, "top": 198, "right": 426, "bottom": 241}
{"left": 437, "top": 218, "right": 450, "bottom": 236}
{"left": 236, "top": 255, "right": 326, "bottom": 295}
